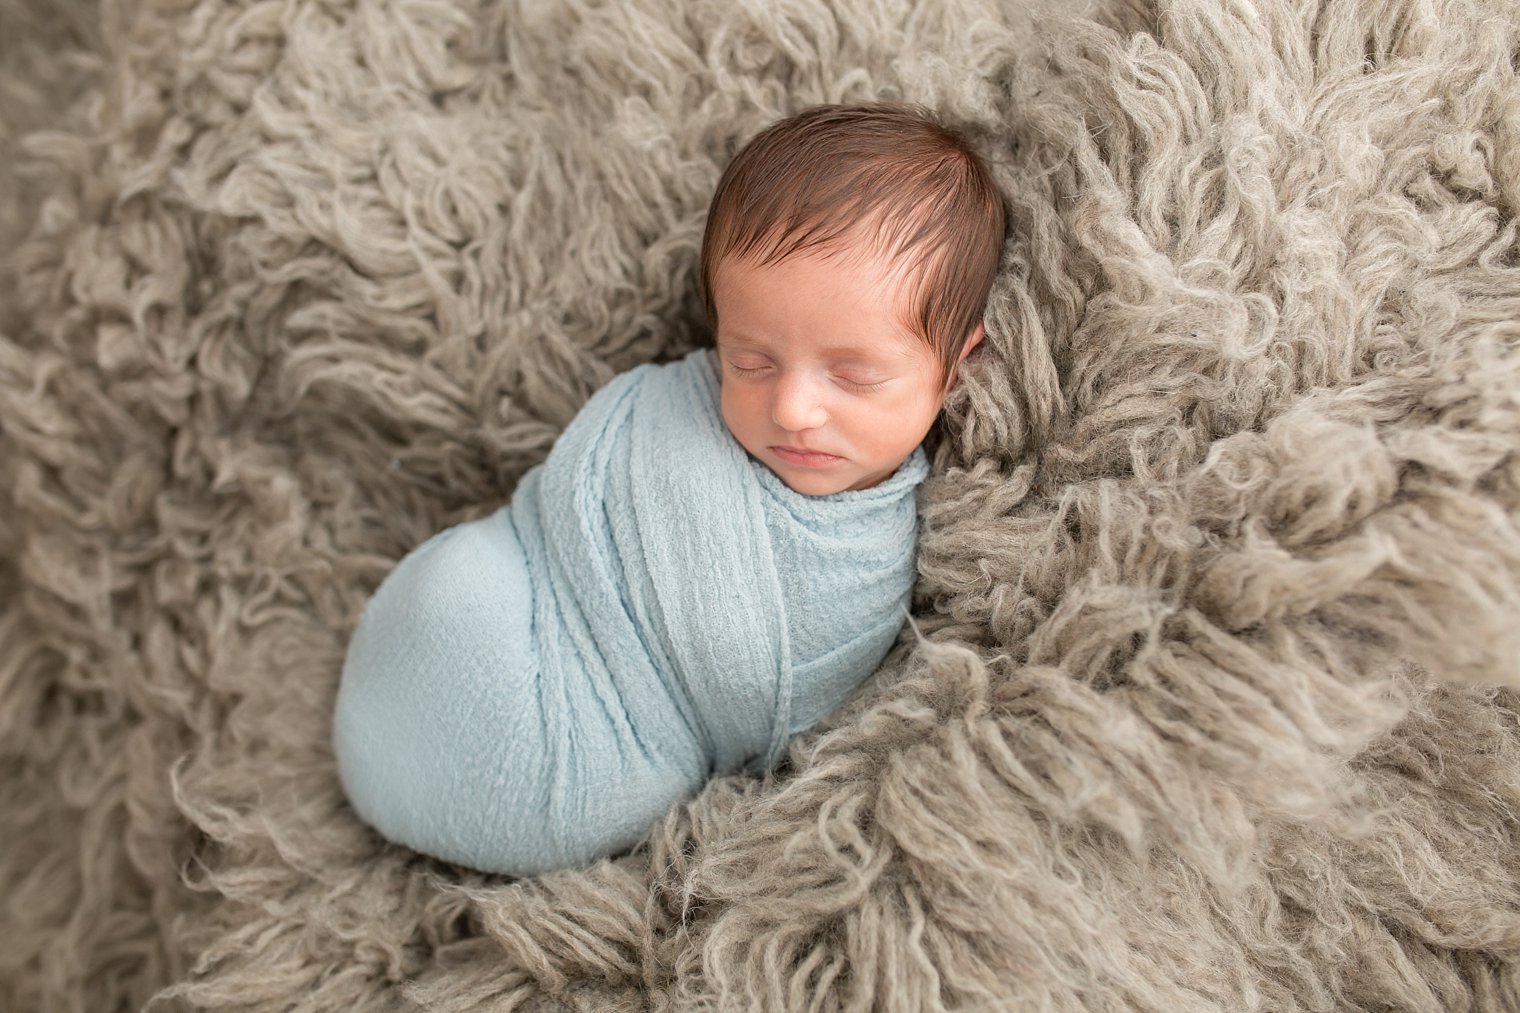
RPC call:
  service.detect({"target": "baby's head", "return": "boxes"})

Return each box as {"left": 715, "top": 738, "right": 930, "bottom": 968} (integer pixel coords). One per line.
{"left": 700, "top": 103, "right": 1005, "bottom": 496}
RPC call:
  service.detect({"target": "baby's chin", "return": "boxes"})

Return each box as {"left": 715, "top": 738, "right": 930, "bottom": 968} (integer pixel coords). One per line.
{"left": 766, "top": 459, "right": 893, "bottom": 497}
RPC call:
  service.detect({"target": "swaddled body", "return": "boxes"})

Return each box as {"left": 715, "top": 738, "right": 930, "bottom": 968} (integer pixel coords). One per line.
{"left": 333, "top": 348, "right": 927, "bottom": 877}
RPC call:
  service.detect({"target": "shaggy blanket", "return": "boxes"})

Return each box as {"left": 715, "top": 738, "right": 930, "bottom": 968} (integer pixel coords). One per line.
{"left": 333, "top": 347, "right": 928, "bottom": 878}
{"left": 3, "top": 0, "right": 1519, "bottom": 1010}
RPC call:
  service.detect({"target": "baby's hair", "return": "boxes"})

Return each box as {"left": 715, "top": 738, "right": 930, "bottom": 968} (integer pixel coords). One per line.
{"left": 699, "top": 102, "right": 1006, "bottom": 392}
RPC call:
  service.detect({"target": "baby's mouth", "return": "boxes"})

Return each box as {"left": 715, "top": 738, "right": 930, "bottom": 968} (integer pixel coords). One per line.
{"left": 771, "top": 446, "right": 842, "bottom": 467}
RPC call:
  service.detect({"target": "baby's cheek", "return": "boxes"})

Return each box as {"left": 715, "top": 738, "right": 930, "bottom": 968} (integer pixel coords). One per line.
{"left": 861, "top": 396, "right": 932, "bottom": 450}
{"left": 719, "top": 390, "right": 759, "bottom": 441}
{"left": 870, "top": 397, "right": 918, "bottom": 434}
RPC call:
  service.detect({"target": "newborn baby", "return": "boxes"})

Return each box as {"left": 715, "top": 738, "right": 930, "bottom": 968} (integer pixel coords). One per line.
{"left": 333, "top": 102, "right": 1006, "bottom": 877}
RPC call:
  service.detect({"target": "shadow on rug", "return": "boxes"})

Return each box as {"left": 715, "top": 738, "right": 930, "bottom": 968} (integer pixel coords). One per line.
{"left": 2, "top": 0, "right": 1519, "bottom": 1009}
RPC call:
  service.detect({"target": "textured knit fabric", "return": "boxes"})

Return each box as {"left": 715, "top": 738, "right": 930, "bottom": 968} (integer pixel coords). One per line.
{"left": 331, "top": 348, "right": 928, "bottom": 876}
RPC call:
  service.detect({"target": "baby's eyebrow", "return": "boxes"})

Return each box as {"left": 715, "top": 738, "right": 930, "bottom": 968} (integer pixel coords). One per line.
{"left": 720, "top": 335, "right": 909, "bottom": 363}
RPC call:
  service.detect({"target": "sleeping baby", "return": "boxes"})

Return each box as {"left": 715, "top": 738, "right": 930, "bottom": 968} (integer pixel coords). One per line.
{"left": 332, "top": 102, "right": 1006, "bottom": 877}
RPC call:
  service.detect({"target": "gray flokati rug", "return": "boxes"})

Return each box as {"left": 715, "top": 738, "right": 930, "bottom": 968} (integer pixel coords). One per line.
{"left": 4, "top": 0, "right": 1520, "bottom": 1009}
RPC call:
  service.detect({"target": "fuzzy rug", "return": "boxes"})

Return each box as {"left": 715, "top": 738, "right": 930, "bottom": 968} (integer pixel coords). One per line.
{"left": 4, "top": 0, "right": 1520, "bottom": 1009}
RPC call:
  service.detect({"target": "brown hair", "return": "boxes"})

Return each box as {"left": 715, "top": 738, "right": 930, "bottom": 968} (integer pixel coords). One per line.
{"left": 699, "top": 102, "right": 1006, "bottom": 393}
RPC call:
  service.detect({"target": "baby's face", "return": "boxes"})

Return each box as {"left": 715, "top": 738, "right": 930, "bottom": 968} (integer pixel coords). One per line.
{"left": 711, "top": 245, "right": 981, "bottom": 496}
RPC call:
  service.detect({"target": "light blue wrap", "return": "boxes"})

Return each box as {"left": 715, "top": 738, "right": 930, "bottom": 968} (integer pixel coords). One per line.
{"left": 332, "top": 347, "right": 928, "bottom": 877}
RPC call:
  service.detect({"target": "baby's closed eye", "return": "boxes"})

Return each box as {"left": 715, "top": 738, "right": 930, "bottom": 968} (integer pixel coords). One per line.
{"left": 725, "top": 361, "right": 890, "bottom": 392}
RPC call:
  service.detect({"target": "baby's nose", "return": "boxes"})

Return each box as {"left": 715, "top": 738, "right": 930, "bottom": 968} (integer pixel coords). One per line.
{"left": 770, "top": 373, "right": 828, "bottom": 431}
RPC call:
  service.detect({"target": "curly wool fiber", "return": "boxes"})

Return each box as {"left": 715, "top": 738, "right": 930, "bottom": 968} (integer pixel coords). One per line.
{"left": 2, "top": 0, "right": 1518, "bottom": 1010}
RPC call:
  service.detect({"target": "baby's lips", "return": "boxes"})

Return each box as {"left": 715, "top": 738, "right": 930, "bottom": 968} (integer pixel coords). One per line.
{"left": 773, "top": 445, "right": 841, "bottom": 458}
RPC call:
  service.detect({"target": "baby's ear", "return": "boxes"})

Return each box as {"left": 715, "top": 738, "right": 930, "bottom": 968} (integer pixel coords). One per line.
{"left": 944, "top": 323, "right": 986, "bottom": 393}
{"left": 959, "top": 322, "right": 986, "bottom": 361}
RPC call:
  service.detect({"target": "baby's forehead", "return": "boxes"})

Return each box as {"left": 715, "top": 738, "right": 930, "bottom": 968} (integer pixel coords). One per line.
{"left": 727, "top": 251, "right": 935, "bottom": 345}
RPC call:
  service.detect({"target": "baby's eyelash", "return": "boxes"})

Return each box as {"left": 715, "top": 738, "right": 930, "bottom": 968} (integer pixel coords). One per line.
{"left": 728, "top": 363, "right": 887, "bottom": 392}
